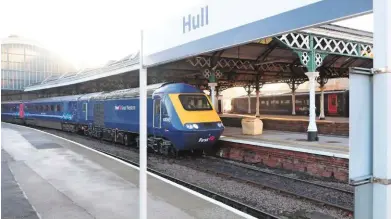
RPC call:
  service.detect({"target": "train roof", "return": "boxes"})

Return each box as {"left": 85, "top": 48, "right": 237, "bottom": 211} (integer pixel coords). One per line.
{"left": 78, "top": 92, "right": 104, "bottom": 101}
{"left": 1, "top": 100, "right": 24, "bottom": 105}
{"left": 27, "top": 94, "right": 84, "bottom": 104}
{"left": 1, "top": 83, "right": 204, "bottom": 104}
{"left": 91, "top": 82, "right": 202, "bottom": 100}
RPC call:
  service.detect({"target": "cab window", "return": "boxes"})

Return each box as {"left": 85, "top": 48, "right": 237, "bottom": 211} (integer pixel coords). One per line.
{"left": 178, "top": 95, "right": 212, "bottom": 111}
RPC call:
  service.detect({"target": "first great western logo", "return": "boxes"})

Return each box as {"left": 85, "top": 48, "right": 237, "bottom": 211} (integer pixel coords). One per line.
{"left": 115, "top": 105, "right": 136, "bottom": 111}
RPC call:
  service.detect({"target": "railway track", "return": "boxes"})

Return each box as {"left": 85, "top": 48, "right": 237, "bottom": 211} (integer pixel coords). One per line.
{"left": 31, "top": 126, "right": 353, "bottom": 218}
{"left": 178, "top": 157, "right": 354, "bottom": 214}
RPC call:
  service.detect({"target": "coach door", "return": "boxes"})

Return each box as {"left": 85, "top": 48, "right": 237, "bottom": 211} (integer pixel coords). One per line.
{"left": 153, "top": 98, "right": 161, "bottom": 130}
{"left": 82, "top": 102, "right": 88, "bottom": 121}
{"left": 19, "top": 104, "right": 24, "bottom": 118}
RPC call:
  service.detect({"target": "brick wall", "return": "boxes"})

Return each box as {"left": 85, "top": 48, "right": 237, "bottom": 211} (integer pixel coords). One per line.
{"left": 215, "top": 140, "right": 349, "bottom": 182}
{"left": 221, "top": 117, "right": 349, "bottom": 136}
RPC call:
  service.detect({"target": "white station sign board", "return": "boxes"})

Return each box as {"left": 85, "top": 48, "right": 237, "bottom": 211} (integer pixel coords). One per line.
{"left": 143, "top": 0, "right": 372, "bottom": 67}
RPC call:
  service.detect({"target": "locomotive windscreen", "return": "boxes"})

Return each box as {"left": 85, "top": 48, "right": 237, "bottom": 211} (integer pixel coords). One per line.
{"left": 179, "top": 95, "right": 212, "bottom": 111}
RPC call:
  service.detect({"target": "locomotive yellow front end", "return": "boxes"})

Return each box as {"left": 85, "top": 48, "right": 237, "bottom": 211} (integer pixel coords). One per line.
{"left": 166, "top": 93, "right": 224, "bottom": 151}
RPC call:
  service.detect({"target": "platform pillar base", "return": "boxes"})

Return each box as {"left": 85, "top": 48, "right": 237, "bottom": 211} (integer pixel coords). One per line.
{"left": 307, "top": 131, "right": 319, "bottom": 141}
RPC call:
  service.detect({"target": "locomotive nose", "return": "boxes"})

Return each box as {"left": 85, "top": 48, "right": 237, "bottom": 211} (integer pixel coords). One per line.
{"left": 180, "top": 128, "right": 223, "bottom": 150}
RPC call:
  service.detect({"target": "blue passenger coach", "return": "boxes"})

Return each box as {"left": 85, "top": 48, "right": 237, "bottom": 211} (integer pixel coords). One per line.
{"left": 24, "top": 95, "right": 83, "bottom": 131}
{"left": 1, "top": 101, "right": 24, "bottom": 124}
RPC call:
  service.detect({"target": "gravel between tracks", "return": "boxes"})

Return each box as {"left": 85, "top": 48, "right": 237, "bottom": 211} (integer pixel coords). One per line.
{"left": 41, "top": 129, "right": 353, "bottom": 219}
{"left": 176, "top": 158, "right": 353, "bottom": 211}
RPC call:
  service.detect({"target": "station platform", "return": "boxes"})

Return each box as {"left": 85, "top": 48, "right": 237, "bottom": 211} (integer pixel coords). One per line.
{"left": 1, "top": 122, "right": 254, "bottom": 219}
{"left": 216, "top": 127, "right": 349, "bottom": 182}
{"left": 220, "top": 113, "right": 349, "bottom": 136}
{"left": 221, "top": 127, "right": 348, "bottom": 158}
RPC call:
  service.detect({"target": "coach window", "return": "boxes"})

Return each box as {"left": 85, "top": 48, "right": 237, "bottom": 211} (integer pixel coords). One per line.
{"left": 82, "top": 103, "right": 87, "bottom": 112}
{"left": 56, "top": 105, "right": 61, "bottom": 112}
{"left": 155, "top": 99, "right": 161, "bottom": 115}
{"left": 161, "top": 100, "right": 168, "bottom": 117}
{"left": 51, "top": 105, "right": 55, "bottom": 112}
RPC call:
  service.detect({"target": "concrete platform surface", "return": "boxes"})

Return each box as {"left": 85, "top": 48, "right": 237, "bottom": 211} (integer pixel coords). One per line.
{"left": 221, "top": 127, "right": 349, "bottom": 158}
{"left": 221, "top": 113, "right": 349, "bottom": 123}
{"left": 1, "top": 122, "right": 254, "bottom": 219}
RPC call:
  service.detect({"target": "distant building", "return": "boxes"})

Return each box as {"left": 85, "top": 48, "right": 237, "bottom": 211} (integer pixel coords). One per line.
{"left": 1, "top": 35, "right": 76, "bottom": 91}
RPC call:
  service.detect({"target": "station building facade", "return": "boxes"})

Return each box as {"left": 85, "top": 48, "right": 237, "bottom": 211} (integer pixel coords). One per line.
{"left": 1, "top": 35, "right": 75, "bottom": 91}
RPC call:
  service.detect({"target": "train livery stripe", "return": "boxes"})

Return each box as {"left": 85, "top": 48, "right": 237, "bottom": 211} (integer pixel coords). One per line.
{"left": 168, "top": 94, "right": 221, "bottom": 125}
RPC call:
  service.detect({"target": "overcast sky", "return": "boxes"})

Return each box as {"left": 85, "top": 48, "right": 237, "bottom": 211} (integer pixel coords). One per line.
{"left": 0, "top": 0, "right": 373, "bottom": 70}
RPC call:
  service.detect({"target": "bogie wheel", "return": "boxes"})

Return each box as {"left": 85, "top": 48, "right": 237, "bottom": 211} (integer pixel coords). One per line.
{"left": 135, "top": 137, "right": 140, "bottom": 148}
{"left": 169, "top": 147, "right": 178, "bottom": 158}
{"left": 193, "top": 149, "right": 204, "bottom": 157}
{"left": 124, "top": 134, "right": 129, "bottom": 146}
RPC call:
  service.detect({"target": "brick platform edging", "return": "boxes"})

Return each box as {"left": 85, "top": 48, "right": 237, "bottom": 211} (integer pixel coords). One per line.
{"left": 214, "top": 140, "right": 349, "bottom": 182}
{"left": 221, "top": 117, "right": 349, "bottom": 136}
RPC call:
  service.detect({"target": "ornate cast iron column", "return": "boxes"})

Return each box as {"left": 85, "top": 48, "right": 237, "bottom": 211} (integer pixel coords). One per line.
{"left": 305, "top": 72, "right": 319, "bottom": 141}
{"left": 254, "top": 74, "right": 263, "bottom": 117}
{"left": 287, "top": 77, "right": 305, "bottom": 116}
{"left": 203, "top": 68, "right": 222, "bottom": 109}
{"left": 295, "top": 35, "right": 327, "bottom": 141}
{"left": 215, "top": 86, "right": 221, "bottom": 113}
{"left": 317, "top": 75, "right": 328, "bottom": 120}
{"left": 292, "top": 87, "right": 296, "bottom": 116}
{"left": 244, "top": 84, "right": 254, "bottom": 114}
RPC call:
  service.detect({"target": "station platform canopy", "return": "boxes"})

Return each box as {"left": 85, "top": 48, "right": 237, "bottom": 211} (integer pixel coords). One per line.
{"left": 24, "top": 24, "right": 373, "bottom": 93}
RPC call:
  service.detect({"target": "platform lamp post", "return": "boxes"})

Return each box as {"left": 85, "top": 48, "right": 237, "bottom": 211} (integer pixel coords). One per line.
{"left": 139, "top": 29, "right": 147, "bottom": 219}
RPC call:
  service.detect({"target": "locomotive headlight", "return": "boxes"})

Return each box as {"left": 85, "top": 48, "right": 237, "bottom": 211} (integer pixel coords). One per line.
{"left": 217, "top": 122, "right": 224, "bottom": 128}
{"left": 185, "top": 124, "right": 199, "bottom": 129}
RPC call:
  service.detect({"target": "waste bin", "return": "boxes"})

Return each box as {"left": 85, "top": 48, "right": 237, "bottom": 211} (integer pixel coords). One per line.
{"left": 241, "top": 117, "right": 263, "bottom": 135}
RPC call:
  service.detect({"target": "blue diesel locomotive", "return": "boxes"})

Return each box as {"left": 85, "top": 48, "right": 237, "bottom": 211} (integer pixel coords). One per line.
{"left": 1, "top": 83, "right": 224, "bottom": 156}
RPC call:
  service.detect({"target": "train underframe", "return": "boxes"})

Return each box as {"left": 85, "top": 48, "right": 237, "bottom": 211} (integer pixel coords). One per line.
{"left": 17, "top": 118, "right": 203, "bottom": 157}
